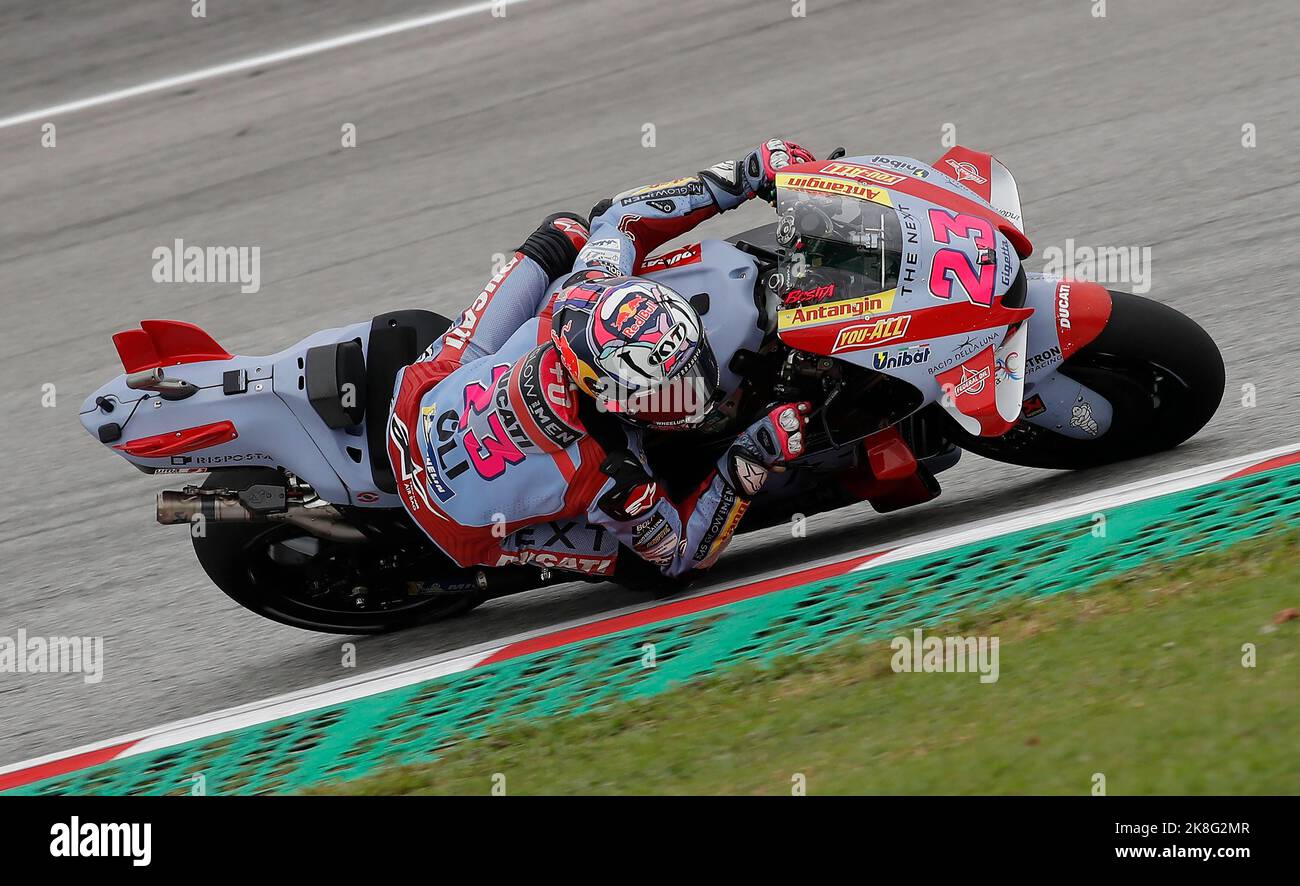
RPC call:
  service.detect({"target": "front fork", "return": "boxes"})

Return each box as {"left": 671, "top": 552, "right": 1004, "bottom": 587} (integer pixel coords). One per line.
{"left": 1014, "top": 275, "right": 1116, "bottom": 440}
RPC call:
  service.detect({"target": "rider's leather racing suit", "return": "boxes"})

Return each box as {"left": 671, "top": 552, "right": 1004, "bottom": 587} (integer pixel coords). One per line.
{"left": 386, "top": 150, "right": 800, "bottom": 580}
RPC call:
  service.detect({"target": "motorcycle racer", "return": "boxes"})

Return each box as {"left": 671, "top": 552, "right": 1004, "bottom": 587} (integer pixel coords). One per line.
{"left": 417, "top": 138, "right": 811, "bottom": 373}
{"left": 387, "top": 140, "right": 814, "bottom": 581}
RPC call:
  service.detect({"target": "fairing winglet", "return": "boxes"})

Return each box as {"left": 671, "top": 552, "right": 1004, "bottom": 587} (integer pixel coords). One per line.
{"left": 939, "top": 321, "right": 1029, "bottom": 437}
{"left": 936, "top": 145, "right": 1027, "bottom": 237}
{"left": 113, "top": 319, "right": 233, "bottom": 374}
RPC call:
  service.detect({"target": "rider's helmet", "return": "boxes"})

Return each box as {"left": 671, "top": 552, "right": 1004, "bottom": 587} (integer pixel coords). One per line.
{"left": 549, "top": 274, "right": 721, "bottom": 430}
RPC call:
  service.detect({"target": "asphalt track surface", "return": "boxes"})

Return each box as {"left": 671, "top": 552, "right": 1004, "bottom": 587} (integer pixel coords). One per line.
{"left": 1, "top": 0, "right": 1297, "bottom": 765}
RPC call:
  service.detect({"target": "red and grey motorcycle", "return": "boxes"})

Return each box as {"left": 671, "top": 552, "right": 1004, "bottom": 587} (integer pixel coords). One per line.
{"left": 80, "top": 145, "right": 1224, "bottom": 633}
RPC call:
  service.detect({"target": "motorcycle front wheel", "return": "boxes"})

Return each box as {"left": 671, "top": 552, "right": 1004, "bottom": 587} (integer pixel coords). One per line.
{"left": 940, "top": 291, "right": 1225, "bottom": 470}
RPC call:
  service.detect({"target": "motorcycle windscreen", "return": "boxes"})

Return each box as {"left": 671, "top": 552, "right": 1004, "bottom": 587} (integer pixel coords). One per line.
{"left": 771, "top": 179, "right": 904, "bottom": 331}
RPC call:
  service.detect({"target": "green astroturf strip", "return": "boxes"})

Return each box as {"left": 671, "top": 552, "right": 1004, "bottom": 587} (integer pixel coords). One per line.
{"left": 8, "top": 463, "right": 1300, "bottom": 795}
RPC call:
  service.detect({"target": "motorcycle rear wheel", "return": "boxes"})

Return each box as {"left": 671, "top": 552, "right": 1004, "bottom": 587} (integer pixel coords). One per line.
{"left": 191, "top": 470, "right": 486, "bottom": 634}
{"left": 942, "top": 291, "right": 1225, "bottom": 470}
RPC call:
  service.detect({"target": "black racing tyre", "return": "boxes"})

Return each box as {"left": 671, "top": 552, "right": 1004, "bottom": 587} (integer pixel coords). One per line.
{"left": 191, "top": 470, "right": 485, "bottom": 634}
{"left": 943, "top": 291, "right": 1225, "bottom": 470}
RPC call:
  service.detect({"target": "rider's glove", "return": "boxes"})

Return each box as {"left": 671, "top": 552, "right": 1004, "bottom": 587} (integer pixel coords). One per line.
{"left": 721, "top": 402, "right": 811, "bottom": 498}
{"left": 701, "top": 139, "right": 816, "bottom": 206}
{"left": 751, "top": 139, "right": 816, "bottom": 203}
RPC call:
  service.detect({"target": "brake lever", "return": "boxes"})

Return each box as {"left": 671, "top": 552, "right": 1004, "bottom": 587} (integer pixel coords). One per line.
{"left": 818, "top": 381, "right": 844, "bottom": 451}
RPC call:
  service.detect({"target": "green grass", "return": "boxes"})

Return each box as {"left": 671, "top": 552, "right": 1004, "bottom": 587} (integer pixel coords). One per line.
{"left": 314, "top": 532, "right": 1300, "bottom": 795}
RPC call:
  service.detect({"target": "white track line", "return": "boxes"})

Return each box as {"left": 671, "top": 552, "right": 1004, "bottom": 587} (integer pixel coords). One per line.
{"left": 858, "top": 442, "right": 1300, "bottom": 570}
{"left": 3, "top": 442, "right": 1296, "bottom": 784}
{"left": 0, "top": 0, "right": 533, "bottom": 131}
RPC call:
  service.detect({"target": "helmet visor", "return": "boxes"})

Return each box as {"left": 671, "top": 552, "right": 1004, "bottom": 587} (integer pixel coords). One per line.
{"left": 607, "top": 331, "right": 721, "bottom": 429}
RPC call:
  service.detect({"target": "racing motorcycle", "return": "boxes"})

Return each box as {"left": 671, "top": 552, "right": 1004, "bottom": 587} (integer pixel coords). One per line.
{"left": 80, "top": 145, "right": 1225, "bottom": 634}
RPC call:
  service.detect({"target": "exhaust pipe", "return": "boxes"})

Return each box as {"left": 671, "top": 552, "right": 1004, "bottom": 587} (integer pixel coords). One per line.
{"left": 157, "top": 486, "right": 368, "bottom": 543}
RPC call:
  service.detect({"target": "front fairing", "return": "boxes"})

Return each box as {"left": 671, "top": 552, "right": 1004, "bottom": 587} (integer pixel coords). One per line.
{"left": 771, "top": 157, "right": 1030, "bottom": 435}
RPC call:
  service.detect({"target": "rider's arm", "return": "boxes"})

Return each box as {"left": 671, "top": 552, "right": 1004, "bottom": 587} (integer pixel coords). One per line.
{"left": 587, "top": 403, "right": 809, "bottom": 578}
{"left": 420, "top": 215, "right": 587, "bottom": 368}
{"left": 587, "top": 455, "right": 747, "bottom": 578}
{"left": 575, "top": 139, "right": 813, "bottom": 277}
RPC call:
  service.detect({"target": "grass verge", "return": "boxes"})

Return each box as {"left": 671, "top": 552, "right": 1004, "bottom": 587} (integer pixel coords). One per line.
{"left": 313, "top": 531, "right": 1300, "bottom": 795}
